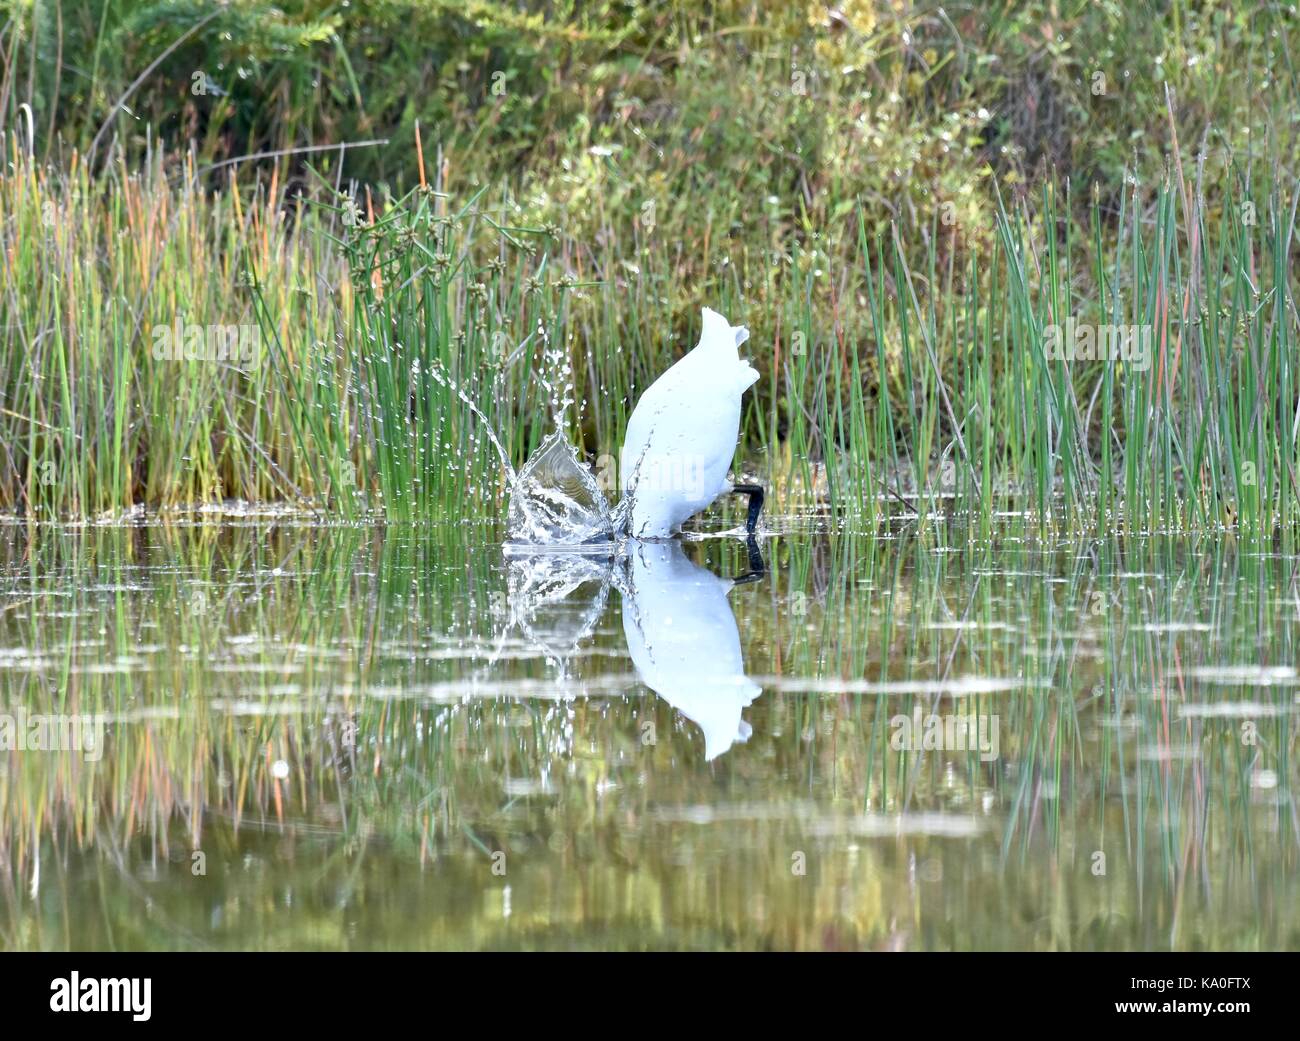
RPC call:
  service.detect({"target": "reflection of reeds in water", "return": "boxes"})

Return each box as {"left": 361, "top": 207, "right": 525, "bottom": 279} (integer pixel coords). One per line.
{"left": 0, "top": 522, "right": 1296, "bottom": 949}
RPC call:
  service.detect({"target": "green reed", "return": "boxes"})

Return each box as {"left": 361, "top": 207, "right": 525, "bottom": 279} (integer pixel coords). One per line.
{"left": 2, "top": 139, "right": 1298, "bottom": 537}
{"left": 0, "top": 143, "right": 347, "bottom": 516}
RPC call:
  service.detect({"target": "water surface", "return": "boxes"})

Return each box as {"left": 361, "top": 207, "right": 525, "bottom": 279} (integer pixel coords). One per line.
{"left": 1, "top": 519, "right": 1297, "bottom": 950}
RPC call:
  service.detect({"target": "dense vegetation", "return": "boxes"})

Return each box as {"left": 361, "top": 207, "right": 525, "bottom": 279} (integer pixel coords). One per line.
{"left": 1, "top": 1, "right": 1298, "bottom": 532}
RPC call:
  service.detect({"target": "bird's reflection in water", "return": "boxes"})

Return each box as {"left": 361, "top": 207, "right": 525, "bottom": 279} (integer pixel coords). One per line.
{"left": 502, "top": 538, "right": 765, "bottom": 759}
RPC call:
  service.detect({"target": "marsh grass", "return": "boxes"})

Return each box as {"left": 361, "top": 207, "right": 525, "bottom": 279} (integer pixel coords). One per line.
{"left": 2, "top": 132, "right": 1298, "bottom": 537}
{"left": 0, "top": 141, "right": 348, "bottom": 516}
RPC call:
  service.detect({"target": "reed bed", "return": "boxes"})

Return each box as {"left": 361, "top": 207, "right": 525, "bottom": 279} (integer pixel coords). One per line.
{"left": 0, "top": 142, "right": 348, "bottom": 516}
{"left": 3, "top": 137, "right": 1297, "bottom": 536}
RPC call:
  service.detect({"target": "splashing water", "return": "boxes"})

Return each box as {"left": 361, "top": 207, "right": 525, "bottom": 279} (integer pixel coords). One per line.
{"left": 502, "top": 424, "right": 660, "bottom": 545}
{"left": 428, "top": 364, "right": 522, "bottom": 493}
{"left": 503, "top": 320, "right": 623, "bottom": 544}
{"left": 507, "top": 432, "right": 615, "bottom": 544}
{"left": 430, "top": 360, "right": 625, "bottom": 545}
{"left": 504, "top": 427, "right": 660, "bottom": 545}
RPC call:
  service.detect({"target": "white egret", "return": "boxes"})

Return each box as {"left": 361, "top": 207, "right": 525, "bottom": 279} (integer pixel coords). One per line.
{"left": 620, "top": 307, "right": 764, "bottom": 538}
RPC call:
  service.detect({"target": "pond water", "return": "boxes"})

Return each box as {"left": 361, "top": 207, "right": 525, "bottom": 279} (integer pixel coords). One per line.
{"left": 1, "top": 518, "right": 1297, "bottom": 950}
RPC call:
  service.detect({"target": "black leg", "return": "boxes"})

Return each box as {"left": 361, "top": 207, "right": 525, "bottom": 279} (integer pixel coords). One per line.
{"left": 731, "top": 536, "right": 766, "bottom": 585}
{"left": 732, "top": 482, "right": 764, "bottom": 534}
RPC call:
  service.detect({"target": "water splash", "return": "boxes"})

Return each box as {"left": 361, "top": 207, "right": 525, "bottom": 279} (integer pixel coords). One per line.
{"left": 507, "top": 432, "right": 615, "bottom": 543}
{"left": 504, "top": 422, "right": 656, "bottom": 544}
{"left": 427, "top": 364, "right": 520, "bottom": 493}
{"left": 432, "top": 349, "right": 637, "bottom": 545}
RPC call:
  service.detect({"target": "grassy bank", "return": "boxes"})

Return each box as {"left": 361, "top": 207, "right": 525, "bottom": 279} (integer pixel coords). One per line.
{"left": 3, "top": 141, "right": 1297, "bottom": 535}
{"left": 1, "top": 2, "right": 1298, "bottom": 532}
